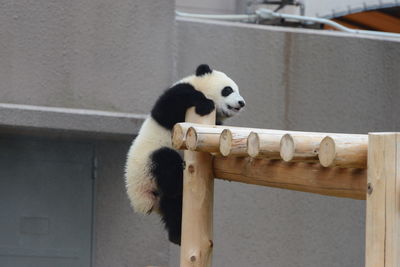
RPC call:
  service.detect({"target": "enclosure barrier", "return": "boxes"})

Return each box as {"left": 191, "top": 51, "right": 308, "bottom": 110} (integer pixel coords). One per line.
{"left": 172, "top": 109, "right": 399, "bottom": 267}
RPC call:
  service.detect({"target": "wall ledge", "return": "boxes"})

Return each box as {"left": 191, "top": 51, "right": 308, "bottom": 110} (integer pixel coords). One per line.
{"left": 0, "top": 103, "right": 147, "bottom": 138}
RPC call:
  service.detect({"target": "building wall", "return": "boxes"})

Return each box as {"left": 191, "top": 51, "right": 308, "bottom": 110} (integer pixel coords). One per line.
{"left": 176, "top": 0, "right": 238, "bottom": 14}
{"left": 169, "top": 17, "right": 400, "bottom": 267}
{"left": 0, "top": 0, "right": 174, "bottom": 266}
{"left": 1, "top": 1, "right": 400, "bottom": 266}
{"left": 0, "top": 0, "right": 175, "bottom": 114}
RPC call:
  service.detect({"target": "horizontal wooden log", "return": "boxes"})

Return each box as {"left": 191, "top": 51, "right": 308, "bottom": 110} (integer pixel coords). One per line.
{"left": 247, "top": 132, "right": 282, "bottom": 159}
{"left": 219, "top": 129, "right": 249, "bottom": 157}
{"left": 173, "top": 123, "right": 228, "bottom": 151}
{"left": 319, "top": 135, "right": 368, "bottom": 168}
{"left": 213, "top": 156, "right": 367, "bottom": 200}
{"left": 173, "top": 123, "right": 366, "bottom": 139}
{"left": 172, "top": 123, "right": 302, "bottom": 150}
{"left": 173, "top": 122, "right": 276, "bottom": 135}
{"left": 185, "top": 126, "right": 224, "bottom": 153}
{"left": 173, "top": 124, "right": 368, "bottom": 167}
{"left": 280, "top": 134, "right": 324, "bottom": 162}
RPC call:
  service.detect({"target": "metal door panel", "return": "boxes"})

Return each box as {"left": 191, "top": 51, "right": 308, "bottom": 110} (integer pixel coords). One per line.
{"left": 0, "top": 137, "right": 94, "bottom": 267}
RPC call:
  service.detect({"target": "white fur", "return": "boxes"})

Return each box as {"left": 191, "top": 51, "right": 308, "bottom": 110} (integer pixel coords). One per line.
{"left": 125, "top": 69, "right": 244, "bottom": 214}
{"left": 125, "top": 116, "right": 171, "bottom": 213}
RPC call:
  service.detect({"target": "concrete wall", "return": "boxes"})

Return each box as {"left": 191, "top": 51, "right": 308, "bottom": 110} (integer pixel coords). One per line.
{"left": 2, "top": 1, "right": 400, "bottom": 266}
{"left": 0, "top": 0, "right": 174, "bottom": 266}
{"left": 176, "top": 0, "right": 238, "bottom": 14}
{"left": 0, "top": 0, "right": 174, "bottom": 114}
{"left": 170, "top": 17, "right": 400, "bottom": 267}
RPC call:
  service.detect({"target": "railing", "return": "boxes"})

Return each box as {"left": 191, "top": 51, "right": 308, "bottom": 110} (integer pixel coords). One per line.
{"left": 173, "top": 108, "right": 399, "bottom": 267}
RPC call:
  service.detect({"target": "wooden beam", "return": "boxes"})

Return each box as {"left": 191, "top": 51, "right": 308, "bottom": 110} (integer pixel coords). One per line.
{"left": 319, "top": 135, "right": 368, "bottom": 168}
{"left": 345, "top": 11, "right": 400, "bottom": 33}
{"left": 213, "top": 156, "right": 367, "bottom": 200}
{"left": 185, "top": 126, "right": 224, "bottom": 153}
{"left": 180, "top": 108, "right": 215, "bottom": 267}
{"left": 173, "top": 123, "right": 366, "bottom": 152}
{"left": 219, "top": 129, "right": 249, "bottom": 157}
{"left": 280, "top": 134, "right": 323, "bottom": 162}
{"left": 366, "top": 133, "right": 400, "bottom": 267}
{"left": 247, "top": 132, "right": 282, "bottom": 159}
{"left": 324, "top": 19, "right": 365, "bottom": 30}
{"left": 333, "top": 19, "right": 366, "bottom": 30}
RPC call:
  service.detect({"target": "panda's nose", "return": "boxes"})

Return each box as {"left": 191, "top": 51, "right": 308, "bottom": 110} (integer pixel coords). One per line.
{"left": 238, "top": 101, "right": 245, "bottom": 108}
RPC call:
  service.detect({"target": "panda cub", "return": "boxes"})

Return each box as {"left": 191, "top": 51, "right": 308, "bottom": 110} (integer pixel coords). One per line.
{"left": 125, "top": 64, "right": 245, "bottom": 245}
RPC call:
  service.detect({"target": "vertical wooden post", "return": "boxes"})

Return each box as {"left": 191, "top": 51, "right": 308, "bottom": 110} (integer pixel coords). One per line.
{"left": 180, "top": 107, "right": 215, "bottom": 267}
{"left": 366, "top": 133, "right": 400, "bottom": 267}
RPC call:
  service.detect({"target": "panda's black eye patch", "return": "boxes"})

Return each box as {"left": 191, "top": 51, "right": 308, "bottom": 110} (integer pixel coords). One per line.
{"left": 221, "top": 86, "right": 233, "bottom": 97}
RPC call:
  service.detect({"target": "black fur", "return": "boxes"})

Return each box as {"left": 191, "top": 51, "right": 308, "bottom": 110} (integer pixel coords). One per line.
{"left": 151, "top": 83, "right": 215, "bottom": 130}
{"left": 159, "top": 196, "right": 182, "bottom": 245}
{"left": 196, "top": 64, "right": 212, "bottom": 76}
{"left": 221, "top": 86, "right": 233, "bottom": 97}
{"left": 151, "top": 147, "right": 183, "bottom": 197}
{"left": 151, "top": 147, "right": 184, "bottom": 245}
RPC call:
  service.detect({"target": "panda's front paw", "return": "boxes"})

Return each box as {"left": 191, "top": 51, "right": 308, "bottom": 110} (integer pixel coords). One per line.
{"left": 195, "top": 99, "right": 215, "bottom": 116}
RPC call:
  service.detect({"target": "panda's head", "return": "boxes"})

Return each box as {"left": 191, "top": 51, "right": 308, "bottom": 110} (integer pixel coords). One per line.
{"left": 181, "top": 64, "right": 245, "bottom": 122}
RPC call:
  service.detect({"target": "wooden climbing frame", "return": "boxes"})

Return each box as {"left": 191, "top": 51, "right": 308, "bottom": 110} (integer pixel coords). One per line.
{"left": 173, "top": 108, "right": 399, "bottom": 267}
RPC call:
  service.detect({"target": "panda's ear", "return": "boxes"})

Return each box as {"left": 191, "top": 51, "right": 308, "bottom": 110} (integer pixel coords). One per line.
{"left": 196, "top": 64, "right": 212, "bottom": 76}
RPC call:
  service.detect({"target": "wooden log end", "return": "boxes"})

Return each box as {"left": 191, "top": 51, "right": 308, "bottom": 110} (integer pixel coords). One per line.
{"left": 319, "top": 136, "right": 336, "bottom": 167}
{"left": 172, "top": 123, "right": 186, "bottom": 149}
{"left": 219, "top": 129, "right": 232, "bottom": 156}
{"left": 280, "top": 133, "right": 294, "bottom": 162}
{"left": 186, "top": 127, "right": 198, "bottom": 151}
{"left": 247, "top": 132, "right": 260, "bottom": 157}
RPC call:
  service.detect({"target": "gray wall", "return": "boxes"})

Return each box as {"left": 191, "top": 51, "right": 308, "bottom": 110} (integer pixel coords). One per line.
{"left": 0, "top": 0, "right": 174, "bottom": 114}
{"left": 0, "top": 0, "right": 174, "bottom": 266}
{"left": 170, "top": 17, "right": 400, "bottom": 267}
{"left": 1, "top": 1, "right": 400, "bottom": 266}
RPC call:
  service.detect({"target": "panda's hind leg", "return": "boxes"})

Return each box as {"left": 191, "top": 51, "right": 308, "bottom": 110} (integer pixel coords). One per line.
{"left": 150, "top": 147, "right": 184, "bottom": 245}
{"left": 159, "top": 196, "right": 182, "bottom": 245}
{"left": 151, "top": 147, "right": 183, "bottom": 197}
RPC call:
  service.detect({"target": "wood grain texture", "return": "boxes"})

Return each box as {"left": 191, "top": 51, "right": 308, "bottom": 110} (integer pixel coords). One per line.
{"left": 172, "top": 123, "right": 191, "bottom": 150}
{"left": 213, "top": 155, "right": 367, "bottom": 200}
{"left": 186, "top": 126, "right": 223, "bottom": 153}
{"left": 172, "top": 123, "right": 367, "bottom": 155}
{"left": 319, "top": 135, "right": 368, "bottom": 168}
{"left": 366, "top": 133, "right": 400, "bottom": 267}
{"left": 280, "top": 134, "right": 323, "bottom": 162}
{"left": 346, "top": 11, "right": 400, "bottom": 33}
{"left": 219, "top": 129, "right": 249, "bottom": 157}
{"left": 180, "top": 107, "right": 215, "bottom": 267}
{"left": 247, "top": 132, "right": 282, "bottom": 159}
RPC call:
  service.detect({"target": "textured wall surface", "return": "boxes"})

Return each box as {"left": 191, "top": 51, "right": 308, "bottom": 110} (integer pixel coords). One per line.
{"left": 0, "top": 0, "right": 174, "bottom": 114}
{"left": 0, "top": 0, "right": 174, "bottom": 266}
{"left": 169, "top": 18, "right": 400, "bottom": 267}
{"left": 1, "top": 1, "right": 400, "bottom": 265}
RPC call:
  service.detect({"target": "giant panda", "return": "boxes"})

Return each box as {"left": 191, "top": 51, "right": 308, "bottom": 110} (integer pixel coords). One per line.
{"left": 125, "top": 64, "right": 245, "bottom": 245}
